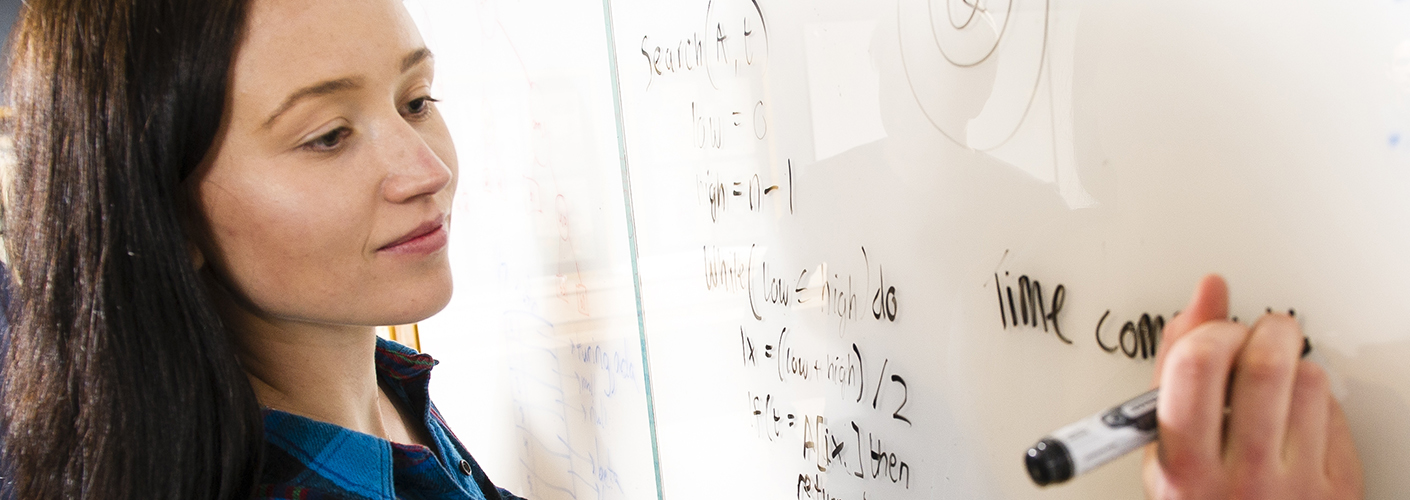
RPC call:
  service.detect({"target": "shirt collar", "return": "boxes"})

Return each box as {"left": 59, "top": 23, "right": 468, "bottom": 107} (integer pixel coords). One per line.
{"left": 373, "top": 336, "right": 438, "bottom": 383}
{"left": 257, "top": 338, "right": 484, "bottom": 500}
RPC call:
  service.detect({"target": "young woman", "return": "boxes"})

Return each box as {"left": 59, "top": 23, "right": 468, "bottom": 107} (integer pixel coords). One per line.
{"left": 4, "top": 0, "right": 519, "bottom": 498}
{"left": 0, "top": 0, "right": 1362, "bottom": 499}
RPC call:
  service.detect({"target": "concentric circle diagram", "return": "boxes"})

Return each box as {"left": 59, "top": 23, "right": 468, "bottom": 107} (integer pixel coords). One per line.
{"left": 898, "top": 0, "right": 1049, "bottom": 150}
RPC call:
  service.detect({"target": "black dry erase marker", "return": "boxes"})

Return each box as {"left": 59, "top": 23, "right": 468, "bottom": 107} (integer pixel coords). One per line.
{"left": 1025, "top": 337, "right": 1312, "bottom": 486}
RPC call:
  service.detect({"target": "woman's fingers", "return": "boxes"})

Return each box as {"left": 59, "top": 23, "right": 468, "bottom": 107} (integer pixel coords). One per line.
{"left": 1325, "top": 401, "right": 1365, "bottom": 496}
{"left": 1154, "top": 274, "right": 1230, "bottom": 384}
{"left": 1283, "top": 360, "right": 1331, "bottom": 473}
{"left": 1225, "top": 314, "right": 1305, "bottom": 472}
{"left": 1156, "top": 320, "right": 1249, "bottom": 479}
{"left": 1145, "top": 276, "right": 1365, "bottom": 499}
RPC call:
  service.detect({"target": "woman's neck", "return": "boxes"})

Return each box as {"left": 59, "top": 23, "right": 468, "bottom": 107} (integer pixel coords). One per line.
{"left": 236, "top": 318, "right": 391, "bottom": 437}
{"left": 201, "top": 271, "right": 428, "bottom": 445}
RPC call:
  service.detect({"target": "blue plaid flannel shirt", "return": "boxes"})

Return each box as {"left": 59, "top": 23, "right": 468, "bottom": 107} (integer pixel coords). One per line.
{"left": 256, "top": 338, "right": 524, "bottom": 500}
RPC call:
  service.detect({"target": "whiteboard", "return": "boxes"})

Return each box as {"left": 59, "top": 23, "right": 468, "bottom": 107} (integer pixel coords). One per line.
{"left": 407, "top": 1, "right": 659, "bottom": 499}
{"left": 607, "top": 0, "right": 1410, "bottom": 498}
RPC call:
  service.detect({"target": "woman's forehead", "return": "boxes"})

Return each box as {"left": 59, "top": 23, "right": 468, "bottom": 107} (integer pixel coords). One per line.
{"left": 232, "top": 0, "right": 426, "bottom": 112}
{"left": 243, "top": 0, "right": 422, "bottom": 47}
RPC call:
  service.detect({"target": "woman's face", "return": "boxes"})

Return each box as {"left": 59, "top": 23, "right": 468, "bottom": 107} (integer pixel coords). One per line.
{"left": 191, "top": 0, "right": 457, "bottom": 330}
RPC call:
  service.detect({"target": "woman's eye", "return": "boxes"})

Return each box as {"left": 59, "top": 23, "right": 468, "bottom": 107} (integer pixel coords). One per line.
{"left": 300, "top": 127, "right": 351, "bottom": 152}
{"left": 405, "top": 96, "right": 439, "bottom": 118}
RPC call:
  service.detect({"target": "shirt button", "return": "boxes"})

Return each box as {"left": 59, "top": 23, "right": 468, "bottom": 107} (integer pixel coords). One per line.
{"left": 458, "top": 459, "right": 472, "bottom": 476}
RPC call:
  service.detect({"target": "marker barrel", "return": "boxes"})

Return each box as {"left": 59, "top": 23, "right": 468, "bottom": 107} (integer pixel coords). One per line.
{"left": 1025, "top": 388, "right": 1160, "bottom": 486}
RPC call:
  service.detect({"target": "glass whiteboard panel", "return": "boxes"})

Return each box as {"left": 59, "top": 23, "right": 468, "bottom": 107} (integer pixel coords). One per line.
{"left": 410, "top": 1, "right": 659, "bottom": 499}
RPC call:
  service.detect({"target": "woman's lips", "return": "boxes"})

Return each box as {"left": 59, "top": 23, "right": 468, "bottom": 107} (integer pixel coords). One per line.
{"left": 379, "top": 218, "right": 448, "bottom": 255}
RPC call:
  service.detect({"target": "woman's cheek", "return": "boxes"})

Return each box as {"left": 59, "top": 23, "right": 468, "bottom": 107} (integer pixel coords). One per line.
{"left": 202, "top": 172, "right": 373, "bottom": 312}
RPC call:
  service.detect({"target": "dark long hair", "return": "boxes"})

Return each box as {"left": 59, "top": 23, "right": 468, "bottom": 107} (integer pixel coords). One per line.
{"left": 2, "top": 0, "right": 262, "bottom": 498}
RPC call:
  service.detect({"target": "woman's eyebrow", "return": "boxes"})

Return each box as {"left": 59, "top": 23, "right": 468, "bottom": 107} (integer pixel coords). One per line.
{"left": 262, "top": 77, "right": 364, "bottom": 129}
{"left": 260, "top": 49, "right": 432, "bottom": 130}
{"left": 401, "top": 47, "right": 432, "bottom": 72}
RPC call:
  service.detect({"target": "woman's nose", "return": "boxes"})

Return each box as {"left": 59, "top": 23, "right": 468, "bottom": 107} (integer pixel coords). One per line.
{"left": 378, "top": 121, "right": 452, "bottom": 203}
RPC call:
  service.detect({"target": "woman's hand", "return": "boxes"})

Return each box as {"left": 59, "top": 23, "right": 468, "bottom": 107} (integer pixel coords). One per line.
{"left": 1142, "top": 275, "right": 1363, "bottom": 499}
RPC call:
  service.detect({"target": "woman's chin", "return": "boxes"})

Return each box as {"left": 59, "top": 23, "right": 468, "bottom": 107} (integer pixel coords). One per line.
{"left": 380, "top": 271, "right": 454, "bottom": 326}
